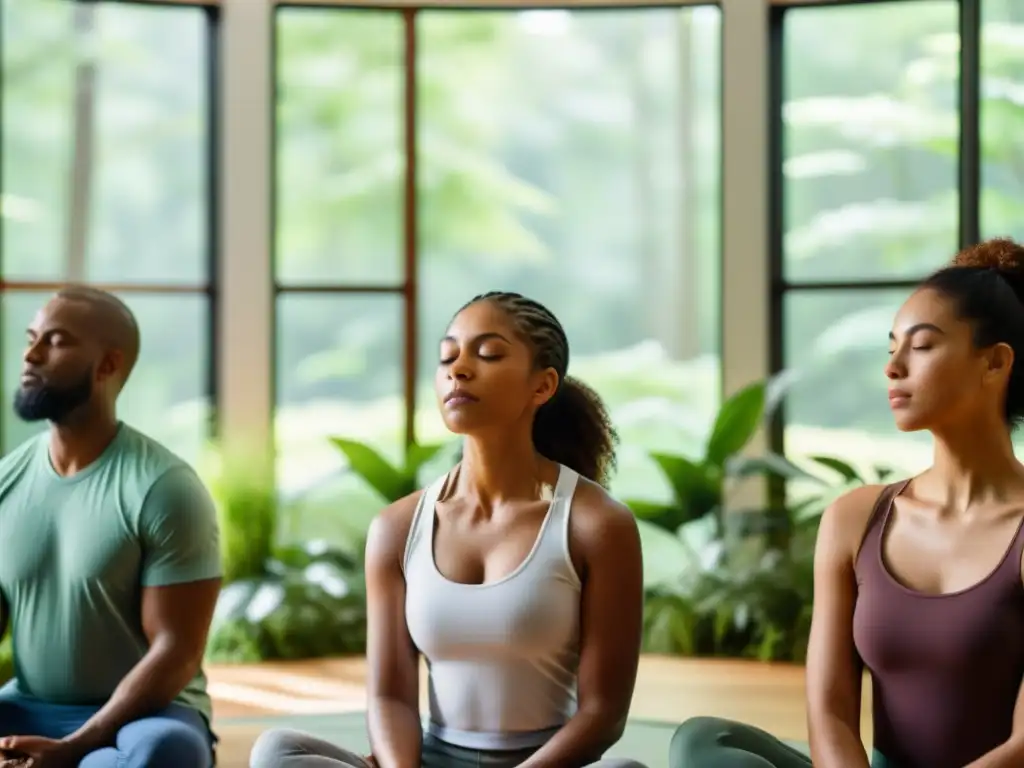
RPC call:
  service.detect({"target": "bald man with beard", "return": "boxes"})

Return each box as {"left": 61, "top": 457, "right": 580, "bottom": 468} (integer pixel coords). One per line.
{"left": 0, "top": 287, "right": 221, "bottom": 768}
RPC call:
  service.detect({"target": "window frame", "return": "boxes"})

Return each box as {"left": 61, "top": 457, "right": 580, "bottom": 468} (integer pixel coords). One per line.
{"left": 270, "top": 1, "right": 727, "bottom": 471}
{"left": 0, "top": 0, "right": 222, "bottom": 449}
{"left": 765, "top": 0, "right": 983, "bottom": 499}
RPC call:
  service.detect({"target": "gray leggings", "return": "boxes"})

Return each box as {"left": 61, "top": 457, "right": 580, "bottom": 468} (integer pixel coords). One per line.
{"left": 670, "top": 717, "right": 893, "bottom": 768}
{"left": 250, "top": 728, "right": 649, "bottom": 768}
{"left": 670, "top": 717, "right": 811, "bottom": 767}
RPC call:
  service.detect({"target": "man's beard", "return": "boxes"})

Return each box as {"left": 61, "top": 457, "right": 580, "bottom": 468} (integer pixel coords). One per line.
{"left": 13, "top": 372, "right": 93, "bottom": 424}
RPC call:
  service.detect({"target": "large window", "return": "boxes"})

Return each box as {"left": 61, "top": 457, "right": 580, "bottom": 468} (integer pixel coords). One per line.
{"left": 770, "top": 0, "right": 1021, "bottom": 478}
{"left": 0, "top": 0, "right": 217, "bottom": 464}
{"left": 274, "top": 6, "right": 721, "bottom": 539}
{"left": 982, "top": 0, "right": 1024, "bottom": 241}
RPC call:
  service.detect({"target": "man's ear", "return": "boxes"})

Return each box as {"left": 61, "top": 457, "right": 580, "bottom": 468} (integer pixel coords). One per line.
{"left": 96, "top": 349, "right": 125, "bottom": 382}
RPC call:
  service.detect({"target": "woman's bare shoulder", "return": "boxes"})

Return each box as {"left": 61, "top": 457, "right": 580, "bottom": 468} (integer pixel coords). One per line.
{"left": 818, "top": 482, "right": 895, "bottom": 558}
{"left": 568, "top": 477, "right": 638, "bottom": 542}
{"left": 365, "top": 490, "right": 425, "bottom": 567}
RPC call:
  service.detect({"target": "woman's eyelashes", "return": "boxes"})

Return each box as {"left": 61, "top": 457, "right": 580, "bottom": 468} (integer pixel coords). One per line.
{"left": 888, "top": 341, "right": 936, "bottom": 355}
{"left": 439, "top": 348, "right": 505, "bottom": 365}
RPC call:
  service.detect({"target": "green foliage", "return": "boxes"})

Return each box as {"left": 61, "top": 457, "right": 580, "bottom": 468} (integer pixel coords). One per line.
{"left": 276, "top": 10, "right": 555, "bottom": 273}
{"left": 205, "top": 540, "right": 367, "bottom": 663}
{"left": 626, "top": 380, "right": 765, "bottom": 536}
{"left": 634, "top": 380, "right": 899, "bottom": 663}
{"left": 329, "top": 437, "right": 448, "bottom": 503}
{"left": 643, "top": 536, "right": 816, "bottom": 663}
{"left": 203, "top": 451, "right": 277, "bottom": 585}
{"left": 202, "top": 441, "right": 369, "bottom": 664}
{"left": 786, "top": 456, "right": 895, "bottom": 528}
{"left": 206, "top": 438, "right": 457, "bottom": 664}
{"left": 0, "top": 636, "right": 10, "bottom": 687}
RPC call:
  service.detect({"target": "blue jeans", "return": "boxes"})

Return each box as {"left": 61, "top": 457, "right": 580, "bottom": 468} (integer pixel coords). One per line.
{"left": 0, "top": 685, "right": 215, "bottom": 767}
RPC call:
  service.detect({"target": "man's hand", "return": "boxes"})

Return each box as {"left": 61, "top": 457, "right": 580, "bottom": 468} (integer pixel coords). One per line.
{"left": 0, "top": 736, "right": 83, "bottom": 767}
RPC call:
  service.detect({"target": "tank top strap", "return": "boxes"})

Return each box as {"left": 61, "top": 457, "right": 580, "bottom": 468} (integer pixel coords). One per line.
{"left": 855, "top": 479, "right": 911, "bottom": 570}
{"left": 544, "top": 465, "right": 578, "bottom": 536}
{"left": 402, "top": 471, "right": 449, "bottom": 576}
{"left": 548, "top": 465, "right": 578, "bottom": 516}
{"left": 531, "top": 464, "right": 581, "bottom": 585}
{"left": 1000, "top": 503, "right": 1024, "bottom": 583}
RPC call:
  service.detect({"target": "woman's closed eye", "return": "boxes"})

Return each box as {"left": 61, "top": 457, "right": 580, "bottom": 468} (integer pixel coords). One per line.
{"left": 439, "top": 352, "right": 504, "bottom": 364}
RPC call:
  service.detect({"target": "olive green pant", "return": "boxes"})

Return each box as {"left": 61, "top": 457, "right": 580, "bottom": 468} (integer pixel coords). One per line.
{"left": 670, "top": 717, "right": 891, "bottom": 768}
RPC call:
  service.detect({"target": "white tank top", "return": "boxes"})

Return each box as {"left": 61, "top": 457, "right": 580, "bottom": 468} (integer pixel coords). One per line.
{"left": 402, "top": 464, "right": 582, "bottom": 750}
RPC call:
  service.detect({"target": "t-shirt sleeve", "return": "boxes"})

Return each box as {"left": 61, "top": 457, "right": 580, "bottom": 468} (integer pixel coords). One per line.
{"left": 139, "top": 466, "right": 222, "bottom": 587}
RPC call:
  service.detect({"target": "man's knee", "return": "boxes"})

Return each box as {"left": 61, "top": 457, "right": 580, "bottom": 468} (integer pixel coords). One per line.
{"left": 121, "top": 719, "right": 211, "bottom": 768}
{"left": 250, "top": 728, "right": 307, "bottom": 768}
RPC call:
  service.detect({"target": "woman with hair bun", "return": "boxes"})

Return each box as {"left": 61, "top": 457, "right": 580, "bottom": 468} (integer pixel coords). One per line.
{"left": 251, "top": 292, "right": 647, "bottom": 768}
{"left": 669, "top": 238, "right": 1024, "bottom": 768}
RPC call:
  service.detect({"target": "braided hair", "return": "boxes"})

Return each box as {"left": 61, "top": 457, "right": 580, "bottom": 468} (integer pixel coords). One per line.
{"left": 458, "top": 291, "right": 618, "bottom": 486}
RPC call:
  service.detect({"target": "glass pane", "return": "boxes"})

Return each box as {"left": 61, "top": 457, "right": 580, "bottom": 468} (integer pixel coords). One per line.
{"left": 2, "top": 292, "right": 211, "bottom": 466}
{"left": 782, "top": 2, "right": 958, "bottom": 284}
{"left": 416, "top": 8, "right": 722, "bottom": 503}
{"left": 1, "top": 0, "right": 210, "bottom": 284}
{"left": 783, "top": 289, "right": 930, "bottom": 480}
{"left": 275, "top": 294, "right": 404, "bottom": 547}
{"left": 981, "top": 0, "right": 1024, "bottom": 240}
{"left": 275, "top": 9, "right": 403, "bottom": 287}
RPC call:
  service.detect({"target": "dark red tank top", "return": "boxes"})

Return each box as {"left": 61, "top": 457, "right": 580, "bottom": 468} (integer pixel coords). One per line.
{"left": 852, "top": 480, "right": 1024, "bottom": 768}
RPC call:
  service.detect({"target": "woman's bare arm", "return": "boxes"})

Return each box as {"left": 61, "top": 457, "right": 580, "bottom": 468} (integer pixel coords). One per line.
{"left": 519, "top": 484, "right": 644, "bottom": 768}
{"left": 806, "top": 485, "right": 882, "bottom": 768}
{"left": 365, "top": 495, "right": 423, "bottom": 768}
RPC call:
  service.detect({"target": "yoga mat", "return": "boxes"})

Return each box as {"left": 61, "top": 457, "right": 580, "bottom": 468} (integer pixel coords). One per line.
{"left": 215, "top": 711, "right": 811, "bottom": 768}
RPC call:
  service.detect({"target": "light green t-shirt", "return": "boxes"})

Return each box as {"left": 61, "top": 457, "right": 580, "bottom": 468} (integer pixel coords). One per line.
{"left": 0, "top": 423, "right": 221, "bottom": 724}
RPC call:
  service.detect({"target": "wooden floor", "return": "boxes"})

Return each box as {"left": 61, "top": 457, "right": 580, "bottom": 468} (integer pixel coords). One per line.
{"left": 209, "top": 655, "right": 874, "bottom": 765}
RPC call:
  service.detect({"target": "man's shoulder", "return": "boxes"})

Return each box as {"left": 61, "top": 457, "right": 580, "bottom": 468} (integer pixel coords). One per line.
{"left": 115, "top": 424, "right": 191, "bottom": 471}
{"left": 0, "top": 432, "right": 45, "bottom": 486}
{"left": 110, "top": 425, "right": 208, "bottom": 510}
{"left": 114, "top": 425, "right": 200, "bottom": 484}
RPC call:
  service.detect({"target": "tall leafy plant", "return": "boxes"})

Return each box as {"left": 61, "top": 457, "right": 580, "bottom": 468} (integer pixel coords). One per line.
{"left": 203, "top": 451, "right": 277, "bottom": 584}
{"left": 733, "top": 450, "right": 898, "bottom": 538}
{"left": 640, "top": 447, "right": 898, "bottom": 662}
{"left": 328, "top": 437, "right": 452, "bottom": 505}
{"left": 204, "top": 443, "right": 373, "bottom": 664}
{"left": 204, "top": 436, "right": 461, "bottom": 663}
{"left": 207, "top": 539, "right": 369, "bottom": 663}
{"left": 627, "top": 380, "right": 766, "bottom": 538}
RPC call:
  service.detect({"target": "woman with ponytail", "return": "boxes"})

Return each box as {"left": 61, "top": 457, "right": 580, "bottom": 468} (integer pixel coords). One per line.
{"left": 251, "top": 292, "right": 646, "bottom": 768}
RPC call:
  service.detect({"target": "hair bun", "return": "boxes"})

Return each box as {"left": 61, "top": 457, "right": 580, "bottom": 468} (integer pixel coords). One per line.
{"left": 953, "top": 237, "right": 1024, "bottom": 273}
